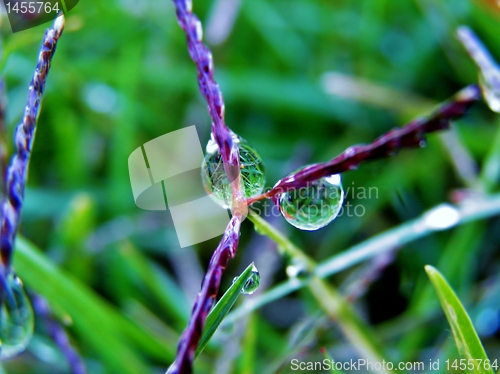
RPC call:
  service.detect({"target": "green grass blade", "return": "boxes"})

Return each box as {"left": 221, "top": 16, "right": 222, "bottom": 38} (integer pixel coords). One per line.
{"left": 237, "top": 313, "right": 256, "bottom": 374}
{"left": 321, "top": 348, "right": 345, "bottom": 374}
{"left": 425, "top": 265, "right": 494, "bottom": 374}
{"left": 117, "top": 242, "right": 190, "bottom": 327}
{"left": 13, "top": 237, "right": 161, "bottom": 373}
{"left": 195, "top": 263, "right": 256, "bottom": 358}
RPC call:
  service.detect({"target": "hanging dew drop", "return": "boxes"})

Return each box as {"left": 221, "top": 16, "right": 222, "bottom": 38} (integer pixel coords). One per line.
{"left": 278, "top": 168, "right": 344, "bottom": 231}
{"left": 241, "top": 264, "right": 260, "bottom": 295}
{"left": 286, "top": 258, "right": 310, "bottom": 279}
{"left": 233, "top": 264, "right": 260, "bottom": 295}
{"left": 0, "top": 273, "right": 34, "bottom": 359}
{"left": 201, "top": 133, "right": 265, "bottom": 208}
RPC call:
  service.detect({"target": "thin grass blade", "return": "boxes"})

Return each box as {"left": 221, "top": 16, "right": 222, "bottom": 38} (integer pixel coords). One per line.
{"left": 195, "top": 263, "right": 256, "bottom": 357}
{"left": 320, "top": 347, "right": 345, "bottom": 374}
{"left": 425, "top": 265, "right": 494, "bottom": 374}
{"left": 14, "top": 236, "right": 168, "bottom": 373}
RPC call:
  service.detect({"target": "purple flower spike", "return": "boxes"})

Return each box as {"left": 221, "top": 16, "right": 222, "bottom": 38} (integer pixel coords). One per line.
{"left": 172, "top": 0, "right": 246, "bottom": 214}
{"left": 31, "top": 294, "right": 87, "bottom": 374}
{"left": 169, "top": 2, "right": 248, "bottom": 372}
{"left": 168, "top": 3, "right": 481, "bottom": 373}
{"left": 0, "top": 79, "right": 7, "bottom": 198}
{"left": 167, "top": 216, "right": 242, "bottom": 374}
{"left": 0, "top": 15, "right": 65, "bottom": 276}
{"left": 247, "top": 84, "right": 481, "bottom": 205}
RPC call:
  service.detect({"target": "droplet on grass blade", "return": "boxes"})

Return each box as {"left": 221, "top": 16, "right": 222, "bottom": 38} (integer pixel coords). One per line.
{"left": 286, "top": 258, "right": 310, "bottom": 279}
{"left": 253, "top": 223, "right": 266, "bottom": 236}
{"left": 423, "top": 203, "right": 460, "bottom": 230}
{"left": 233, "top": 264, "right": 260, "bottom": 295}
{"left": 0, "top": 273, "right": 34, "bottom": 360}
{"left": 201, "top": 133, "right": 265, "bottom": 209}
{"left": 278, "top": 170, "right": 344, "bottom": 231}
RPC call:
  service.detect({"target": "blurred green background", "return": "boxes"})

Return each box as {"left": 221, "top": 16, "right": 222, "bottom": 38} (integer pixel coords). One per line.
{"left": 1, "top": 0, "right": 500, "bottom": 373}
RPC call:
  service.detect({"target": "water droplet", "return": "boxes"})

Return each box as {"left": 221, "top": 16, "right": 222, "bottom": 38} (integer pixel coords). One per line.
{"left": 286, "top": 258, "right": 310, "bottom": 279}
{"left": 201, "top": 133, "right": 265, "bottom": 208}
{"left": 278, "top": 169, "right": 344, "bottom": 231}
{"left": 233, "top": 264, "right": 260, "bottom": 295}
{"left": 0, "top": 273, "right": 34, "bottom": 359}
{"left": 480, "top": 74, "right": 500, "bottom": 113}
{"left": 254, "top": 224, "right": 266, "bottom": 236}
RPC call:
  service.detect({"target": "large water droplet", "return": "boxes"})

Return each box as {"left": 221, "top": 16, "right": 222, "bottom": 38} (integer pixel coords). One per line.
{"left": 201, "top": 133, "right": 265, "bottom": 208}
{"left": 233, "top": 264, "right": 260, "bottom": 295}
{"left": 278, "top": 169, "right": 344, "bottom": 231}
{"left": 0, "top": 273, "right": 34, "bottom": 359}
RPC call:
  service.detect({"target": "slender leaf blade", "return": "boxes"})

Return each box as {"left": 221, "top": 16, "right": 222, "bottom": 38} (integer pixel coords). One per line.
{"left": 321, "top": 347, "right": 345, "bottom": 374}
{"left": 425, "top": 265, "right": 494, "bottom": 374}
{"left": 195, "top": 263, "right": 256, "bottom": 357}
{"left": 14, "top": 237, "right": 160, "bottom": 373}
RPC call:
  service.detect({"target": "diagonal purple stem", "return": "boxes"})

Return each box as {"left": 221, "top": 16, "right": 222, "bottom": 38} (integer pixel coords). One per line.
{"left": 172, "top": 0, "right": 243, "bottom": 205}
{"left": 167, "top": 217, "right": 242, "bottom": 374}
{"left": 0, "top": 79, "right": 6, "bottom": 198}
{"left": 247, "top": 84, "right": 481, "bottom": 205}
{"left": 0, "top": 16, "right": 65, "bottom": 276}
{"left": 169, "top": 4, "right": 479, "bottom": 374}
{"left": 31, "top": 294, "right": 87, "bottom": 374}
{"left": 168, "top": 2, "right": 248, "bottom": 373}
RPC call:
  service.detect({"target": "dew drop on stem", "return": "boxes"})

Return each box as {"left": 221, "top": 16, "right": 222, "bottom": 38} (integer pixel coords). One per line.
{"left": 233, "top": 264, "right": 260, "bottom": 295}
{"left": 286, "top": 258, "right": 311, "bottom": 279}
{"left": 201, "top": 132, "right": 266, "bottom": 209}
{"left": 278, "top": 168, "right": 344, "bottom": 231}
{"left": 0, "top": 273, "right": 34, "bottom": 359}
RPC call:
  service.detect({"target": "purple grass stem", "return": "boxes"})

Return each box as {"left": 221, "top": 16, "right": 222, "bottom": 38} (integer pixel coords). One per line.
{"left": 0, "top": 79, "right": 7, "bottom": 198}
{"left": 0, "top": 16, "right": 65, "bottom": 279}
{"left": 167, "top": 4, "right": 482, "bottom": 371}
{"left": 172, "top": 0, "right": 246, "bottom": 214}
{"left": 31, "top": 294, "right": 87, "bottom": 374}
{"left": 168, "top": 1, "right": 246, "bottom": 373}
{"left": 247, "top": 84, "right": 481, "bottom": 205}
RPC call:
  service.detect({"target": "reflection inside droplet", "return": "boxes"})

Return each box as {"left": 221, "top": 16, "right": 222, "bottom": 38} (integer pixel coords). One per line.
{"left": 0, "top": 273, "right": 34, "bottom": 359}
{"left": 278, "top": 168, "right": 344, "bottom": 231}
{"left": 201, "top": 133, "right": 265, "bottom": 209}
{"left": 233, "top": 264, "right": 260, "bottom": 295}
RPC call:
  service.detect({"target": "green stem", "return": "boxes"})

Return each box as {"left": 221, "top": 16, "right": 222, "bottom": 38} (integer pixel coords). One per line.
{"left": 228, "top": 193, "right": 500, "bottom": 327}
{"left": 248, "top": 212, "right": 393, "bottom": 374}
